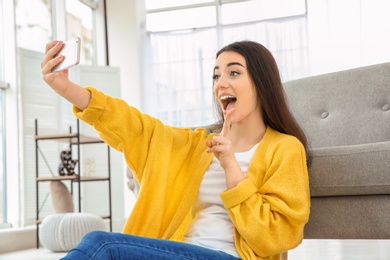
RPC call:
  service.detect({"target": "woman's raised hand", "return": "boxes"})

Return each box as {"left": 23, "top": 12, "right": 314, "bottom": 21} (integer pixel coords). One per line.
{"left": 40, "top": 40, "right": 91, "bottom": 110}
{"left": 206, "top": 108, "right": 245, "bottom": 188}
{"left": 40, "top": 41, "right": 70, "bottom": 94}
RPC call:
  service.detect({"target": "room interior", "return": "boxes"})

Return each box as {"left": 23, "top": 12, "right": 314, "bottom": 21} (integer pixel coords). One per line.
{"left": 1, "top": 0, "right": 390, "bottom": 259}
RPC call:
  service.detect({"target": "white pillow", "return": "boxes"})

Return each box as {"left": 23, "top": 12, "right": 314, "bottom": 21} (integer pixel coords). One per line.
{"left": 39, "top": 213, "right": 106, "bottom": 252}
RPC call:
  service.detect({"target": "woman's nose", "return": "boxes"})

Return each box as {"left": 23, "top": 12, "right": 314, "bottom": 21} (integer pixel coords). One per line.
{"left": 214, "top": 75, "right": 228, "bottom": 89}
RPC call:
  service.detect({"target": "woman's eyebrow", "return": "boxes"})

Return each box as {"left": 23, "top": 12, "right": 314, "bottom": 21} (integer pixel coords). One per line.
{"left": 213, "top": 62, "right": 245, "bottom": 71}
{"left": 227, "top": 62, "right": 245, "bottom": 68}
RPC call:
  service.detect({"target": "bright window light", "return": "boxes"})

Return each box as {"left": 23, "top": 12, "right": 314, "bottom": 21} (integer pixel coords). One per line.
{"left": 146, "top": 0, "right": 213, "bottom": 10}
{"left": 14, "top": 0, "right": 52, "bottom": 52}
{"left": 221, "top": 0, "right": 306, "bottom": 25}
{"left": 147, "top": 6, "right": 216, "bottom": 32}
{"left": 66, "top": 0, "right": 94, "bottom": 65}
{"left": 66, "top": 0, "right": 93, "bottom": 30}
{"left": 0, "top": 90, "right": 4, "bottom": 224}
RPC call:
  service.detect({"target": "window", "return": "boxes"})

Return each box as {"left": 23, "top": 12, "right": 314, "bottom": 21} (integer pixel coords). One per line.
{"left": 0, "top": 0, "right": 6, "bottom": 226}
{"left": 144, "top": 0, "right": 308, "bottom": 127}
{"left": 147, "top": 6, "right": 216, "bottom": 32}
{"left": 15, "top": 0, "right": 97, "bottom": 65}
{"left": 0, "top": 95, "right": 3, "bottom": 225}
{"left": 10, "top": 0, "right": 106, "bottom": 227}
{"left": 0, "top": 85, "right": 6, "bottom": 226}
{"left": 146, "top": 0, "right": 213, "bottom": 10}
{"left": 220, "top": 0, "right": 306, "bottom": 25}
{"left": 66, "top": 0, "right": 94, "bottom": 65}
{"left": 15, "top": 0, "right": 52, "bottom": 52}
{"left": 0, "top": 2, "right": 3, "bottom": 82}
{"left": 145, "top": 0, "right": 306, "bottom": 31}
{"left": 144, "top": 28, "right": 219, "bottom": 127}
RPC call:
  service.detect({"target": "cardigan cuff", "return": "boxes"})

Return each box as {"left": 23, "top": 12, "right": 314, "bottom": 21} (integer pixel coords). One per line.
{"left": 221, "top": 177, "right": 258, "bottom": 209}
{"left": 72, "top": 87, "right": 106, "bottom": 125}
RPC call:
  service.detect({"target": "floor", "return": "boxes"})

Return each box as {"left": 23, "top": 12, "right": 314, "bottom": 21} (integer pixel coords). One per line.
{"left": 0, "top": 239, "right": 389, "bottom": 259}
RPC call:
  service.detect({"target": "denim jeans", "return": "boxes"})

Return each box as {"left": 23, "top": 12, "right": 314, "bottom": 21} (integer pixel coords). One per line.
{"left": 61, "top": 230, "right": 241, "bottom": 260}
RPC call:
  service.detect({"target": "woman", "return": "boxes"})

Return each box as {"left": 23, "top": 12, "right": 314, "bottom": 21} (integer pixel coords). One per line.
{"left": 41, "top": 40, "right": 310, "bottom": 260}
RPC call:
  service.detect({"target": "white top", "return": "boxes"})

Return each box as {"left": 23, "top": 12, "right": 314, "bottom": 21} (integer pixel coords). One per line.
{"left": 183, "top": 144, "right": 258, "bottom": 257}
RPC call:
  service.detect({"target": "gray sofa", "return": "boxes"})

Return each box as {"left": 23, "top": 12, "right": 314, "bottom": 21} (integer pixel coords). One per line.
{"left": 127, "top": 62, "right": 390, "bottom": 239}
{"left": 284, "top": 62, "right": 390, "bottom": 239}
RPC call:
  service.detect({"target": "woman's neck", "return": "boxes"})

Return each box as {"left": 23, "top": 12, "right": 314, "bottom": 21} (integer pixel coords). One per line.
{"left": 229, "top": 117, "right": 267, "bottom": 152}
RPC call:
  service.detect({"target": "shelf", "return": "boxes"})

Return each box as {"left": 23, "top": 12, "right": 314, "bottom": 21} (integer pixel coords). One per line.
{"left": 34, "top": 133, "right": 103, "bottom": 144}
{"left": 35, "top": 119, "right": 112, "bottom": 249}
{"left": 36, "top": 175, "right": 110, "bottom": 182}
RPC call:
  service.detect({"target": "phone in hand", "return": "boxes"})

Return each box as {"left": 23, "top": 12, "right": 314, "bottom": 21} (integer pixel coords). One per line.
{"left": 52, "top": 37, "right": 81, "bottom": 72}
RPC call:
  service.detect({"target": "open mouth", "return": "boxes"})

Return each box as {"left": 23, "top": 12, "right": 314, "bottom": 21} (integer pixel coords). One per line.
{"left": 220, "top": 95, "right": 237, "bottom": 111}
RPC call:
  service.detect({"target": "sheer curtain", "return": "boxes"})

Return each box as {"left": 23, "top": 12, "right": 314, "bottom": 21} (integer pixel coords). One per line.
{"left": 144, "top": 28, "right": 219, "bottom": 127}
{"left": 144, "top": 15, "right": 308, "bottom": 127}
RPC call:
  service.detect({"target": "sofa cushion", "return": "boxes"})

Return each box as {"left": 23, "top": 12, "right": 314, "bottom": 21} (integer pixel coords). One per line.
{"left": 305, "top": 195, "right": 390, "bottom": 239}
{"left": 309, "top": 141, "right": 390, "bottom": 197}
{"left": 283, "top": 62, "right": 390, "bottom": 148}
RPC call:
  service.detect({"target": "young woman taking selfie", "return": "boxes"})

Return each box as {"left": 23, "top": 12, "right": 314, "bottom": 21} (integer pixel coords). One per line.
{"left": 41, "top": 40, "right": 311, "bottom": 260}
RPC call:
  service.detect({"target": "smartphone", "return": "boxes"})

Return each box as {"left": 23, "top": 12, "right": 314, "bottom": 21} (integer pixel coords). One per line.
{"left": 52, "top": 37, "right": 81, "bottom": 72}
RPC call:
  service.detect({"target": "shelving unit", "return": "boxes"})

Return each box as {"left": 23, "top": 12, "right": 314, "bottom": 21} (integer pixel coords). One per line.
{"left": 34, "top": 119, "right": 112, "bottom": 248}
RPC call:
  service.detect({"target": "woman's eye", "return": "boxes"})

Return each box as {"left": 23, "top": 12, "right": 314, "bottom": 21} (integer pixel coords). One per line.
{"left": 230, "top": 71, "right": 239, "bottom": 76}
{"left": 212, "top": 74, "right": 220, "bottom": 81}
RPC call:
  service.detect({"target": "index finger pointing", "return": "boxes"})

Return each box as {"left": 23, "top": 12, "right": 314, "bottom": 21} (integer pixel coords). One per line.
{"left": 220, "top": 108, "right": 234, "bottom": 138}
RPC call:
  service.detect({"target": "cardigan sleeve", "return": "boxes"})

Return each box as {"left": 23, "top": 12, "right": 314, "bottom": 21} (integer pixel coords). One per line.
{"left": 220, "top": 134, "right": 310, "bottom": 259}
{"left": 72, "top": 87, "right": 165, "bottom": 181}
{"left": 72, "top": 87, "right": 212, "bottom": 190}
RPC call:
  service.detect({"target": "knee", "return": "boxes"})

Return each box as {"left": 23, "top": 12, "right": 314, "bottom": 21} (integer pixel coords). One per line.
{"left": 81, "top": 230, "right": 110, "bottom": 243}
{"left": 61, "top": 231, "right": 111, "bottom": 260}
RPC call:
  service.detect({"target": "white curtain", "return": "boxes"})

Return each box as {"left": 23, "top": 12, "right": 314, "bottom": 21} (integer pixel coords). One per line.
{"left": 144, "top": 15, "right": 308, "bottom": 127}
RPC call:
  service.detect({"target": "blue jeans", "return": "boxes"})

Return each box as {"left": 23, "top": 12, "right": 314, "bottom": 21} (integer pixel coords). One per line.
{"left": 61, "top": 231, "right": 241, "bottom": 260}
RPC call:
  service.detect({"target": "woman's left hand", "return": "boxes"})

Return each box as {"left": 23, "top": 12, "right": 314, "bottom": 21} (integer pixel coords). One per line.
{"left": 206, "top": 109, "right": 236, "bottom": 169}
{"left": 207, "top": 109, "right": 245, "bottom": 188}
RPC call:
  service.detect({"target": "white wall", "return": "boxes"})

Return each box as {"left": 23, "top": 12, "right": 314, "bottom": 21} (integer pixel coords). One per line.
{"left": 105, "top": 0, "right": 146, "bottom": 109}
{"left": 306, "top": 0, "right": 390, "bottom": 76}
{"left": 105, "top": 0, "right": 145, "bottom": 219}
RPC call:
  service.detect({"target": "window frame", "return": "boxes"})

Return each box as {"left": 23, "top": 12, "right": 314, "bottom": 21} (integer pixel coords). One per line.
{"left": 0, "top": 83, "right": 9, "bottom": 226}
{"left": 142, "top": 0, "right": 308, "bottom": 127}
{"left": 145, "top": 0, "right": 307, "bottom": 31}
{"left": 2, "top": 0, "right": 107, "bottom": 229}
{"left": 1, "top": 0, "right": 18, "bottom": 229}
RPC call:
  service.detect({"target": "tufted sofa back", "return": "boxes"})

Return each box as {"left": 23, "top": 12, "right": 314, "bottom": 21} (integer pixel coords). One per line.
{"left": 283, "top": 62, "right": 390, "bottom": 149}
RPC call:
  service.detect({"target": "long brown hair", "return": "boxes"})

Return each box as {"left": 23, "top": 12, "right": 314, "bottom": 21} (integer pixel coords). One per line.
{"left": 214, "top": 41, "right": 311, "bottom": 166}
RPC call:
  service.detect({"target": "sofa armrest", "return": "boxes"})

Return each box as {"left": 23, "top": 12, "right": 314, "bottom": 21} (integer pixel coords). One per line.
{"left": 309, "top": 141, "right": 390, "bottom": 197}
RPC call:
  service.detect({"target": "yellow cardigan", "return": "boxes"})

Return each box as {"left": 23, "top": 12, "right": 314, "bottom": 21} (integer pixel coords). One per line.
{"left": 73, "top": 87, "right": 310, "bottom": 260}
